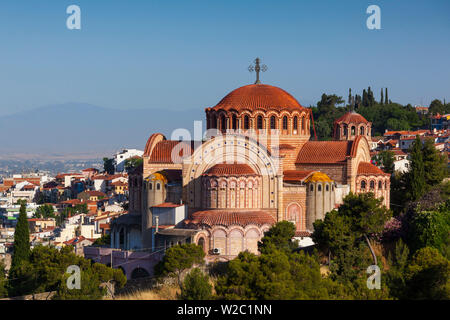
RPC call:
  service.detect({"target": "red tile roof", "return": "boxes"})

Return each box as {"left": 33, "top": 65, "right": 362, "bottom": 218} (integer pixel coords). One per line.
{"left": 296, "top": 140, "right": 353, "bottom": 164}
{"left": 294, "top": 231, "right": 312, "bottom": 237}
{"left": 152, "top": 202, "right": 183, "bottom": 208}
{"left": 357, "top": 162, "right": 389, "bottom": 176}
{"left": 206, "top": 84, "right": 308, "bottom": 113}
{"left": 84, "top": 190, "right": 106, "bottom": 197}
{"left": 203, "top": 163, "right": 256, "bottom": 176}
{"left": 283, "top": 170, "right": 314, "bottom": 183}
{"left": 334, "top": 112, "right": 369, "bottom": 124}
{"left": 149, "top": 140, "right": 192, "bottom": 163}
{"left": 384, "top": 130, "right": 429, "bottom": 137}
{"left": 186, "top": 210, "right": 276, "bottom": 228}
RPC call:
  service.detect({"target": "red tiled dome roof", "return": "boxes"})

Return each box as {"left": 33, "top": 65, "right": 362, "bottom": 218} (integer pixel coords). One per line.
{"left": 203, "top": 163, "right": 256, "bottom": 176}
{"left": 357, "top": 162, "right": 389, "bottom": 176}
{"left": 208, "top": 84, "right": 306, "bottom": 113}
{"left": 334, "top": 112, "right": 369, "bottom": 124}
{"left": 187, "top": 210, "right": 276, "bottom": 228}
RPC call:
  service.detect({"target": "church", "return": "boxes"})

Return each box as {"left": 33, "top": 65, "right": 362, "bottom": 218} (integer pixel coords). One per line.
{"left": 111, "top": 59, "right": 390, "bottom": 261}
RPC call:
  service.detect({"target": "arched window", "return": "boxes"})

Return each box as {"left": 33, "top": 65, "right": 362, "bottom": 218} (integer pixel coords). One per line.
{"left": 211, "top": 114, "right": 217, "bottom": 129}
{"left": 351, "top": 126, "right": 356, "bottom": 135}
{"left": 378, "top": 180, "right": 382, "bottom": 189}
{"left": 293, "top": 116, "right": 298, "bottom": 131}
{"left": 326, "top": 184, "right": 329, "bottom": 191}
{"left": 244, "top": 115, "right": 250, "bottom": 130}
{"left": 310, "top": 184, "right": 314, "bottom": 191}
{"left": 232, "top": 114, "right": 237, "bottom": 130}
{"left": 156, "top": 183, "right": 161, "bottom": 190}
{"left": 360, "top": 126, "right": 365, "bottom": 135}
{"left": 343, "top": 125, "right": 348, "bottom": 136}
{"left": 361, "top": 180, "right": 366, "bottom": 190}
{"left": 302, "top": 117, "right": 305, "bottom": 131}
{"left": 270, "top": 116, "right": 276, "bottom": 129}
{"left": 221, "top": 115, "right": 226, "bottom": 130}
{"left": 257, "top": 116, "right": 263, "bottom": 129}
{"left": 198, "top": 237, "right": 205, "bottom": 250}
{"left": 370, "top": 180, "right": 375, "bottom": 190}
{"left": 149, "top": 183, "right": 152, "bottom": 190}
{"left": 318, "top": 184, "right": 322, "bottom": 192}
{"left": 283, "top": 116, "right": 288, "bottom": 130}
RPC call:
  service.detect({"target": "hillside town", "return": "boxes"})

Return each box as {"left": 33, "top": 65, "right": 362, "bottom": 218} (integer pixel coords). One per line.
{"left": 0, "top": 149, "right": 143, "bottom": 267}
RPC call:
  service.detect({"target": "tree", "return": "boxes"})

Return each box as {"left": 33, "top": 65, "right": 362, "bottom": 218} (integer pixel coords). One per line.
{"left": 103, "top": 157, "right": 115, "bottom": 175}
{"left": 403, "top": 247, "right": 449, "bottom": 299}
{"left": 385, "top": 239, "right": 410, "bottom": 299}
{"left": 258, "top": 221, "right": 298, "bottom": 255}
{"left": 406, "top": 136, "right": 427, "bottom": 201}
{"left": 7, "top": 245, "right": 126, "bottom": 299}
{"left": 348, "top": 88, "right": 352, "bottom": 107}
{"left": 313, "top": 193, "right": 391, "bottom": 276}
{"left": 429, "top": 99, "right": 445, "bottom": 115}
{"left": 362, "top": 89, "right": 368, "bottom": 107}
{"left": 93, "top": 234, "right": 111, "bottom": 247}
{"left": 10, "top": 202, "right": 30, "bottom": 275}
{"left": 408, "top": 203, "right": 450, "bottom": 256}
{"left": 0, "top": 259, "right": 7, "bottom": 298}
{"left": 215, "top": 249, "right": 347, "bottom": 300}
{"left": 124, "top": 157, "right": 143, "bottom": 173}
{"left": 154, "top": 244, "right": 205, "bottom": 289}
{"left": 180, "top": 268, "right": 212, "bottom": 300}
{"left": 367, "top": 87, "right": 375, "bottom": 106}
{"left": 422, "top": 138, "right": 447, "bottom": 187}
{"left": 34, "top": 204, "right": 55, "bottom": 219}
{"left": 380, "top": 88, "right": 384, "bottom": 105}
{"left": 385, "top": 88, "right": 388, "bottom": 105}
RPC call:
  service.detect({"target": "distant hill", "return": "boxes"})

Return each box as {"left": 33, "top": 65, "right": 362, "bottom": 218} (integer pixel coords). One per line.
{"left": 0, "top": 103, "right": 204, "bottom": 159}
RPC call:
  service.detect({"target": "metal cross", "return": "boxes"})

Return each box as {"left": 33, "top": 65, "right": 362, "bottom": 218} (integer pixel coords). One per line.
{"left": 248, "top": 57, "right": 267, "bottom": 84}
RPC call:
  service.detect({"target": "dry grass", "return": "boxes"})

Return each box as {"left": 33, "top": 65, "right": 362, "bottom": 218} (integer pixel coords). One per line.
{"left": 114, "top": 285, "right": 180, "bottom": 300}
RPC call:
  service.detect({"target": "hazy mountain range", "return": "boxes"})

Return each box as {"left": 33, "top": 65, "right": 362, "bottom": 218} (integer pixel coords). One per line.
{"left": 0, "top": 103, "right": 204, "bottom": 160}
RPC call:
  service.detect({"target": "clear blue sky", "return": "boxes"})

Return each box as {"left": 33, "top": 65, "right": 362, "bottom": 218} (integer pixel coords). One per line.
{"left": 0, "top": 0, "right": 448, "bottom": 116}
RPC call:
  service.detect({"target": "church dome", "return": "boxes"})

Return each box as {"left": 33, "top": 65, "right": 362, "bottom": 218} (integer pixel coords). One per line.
{"left": 207, "top": 84, "right": 306, "bottom": 113}
{"left": 334, "top": 111, "right": 369, "bottom": 125}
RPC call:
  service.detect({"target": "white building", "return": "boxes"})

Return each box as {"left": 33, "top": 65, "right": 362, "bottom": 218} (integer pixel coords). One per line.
{"left": 394, "top": 159, "right": 410, "bottom": 173}
{"left": 114, "top": 149, "right": 144, "bottom": 172}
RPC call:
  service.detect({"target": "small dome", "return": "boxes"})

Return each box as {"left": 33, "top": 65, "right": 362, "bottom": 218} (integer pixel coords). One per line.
{"left": 207, "top": 84, "right": 306, "bottom": 113}
{"left": 148, "top": 172, "right": 168, "bottom": 183}
{"left": 334, "top": 111, "right": 369, "bottom": 124}
{"left": 305, "top": 172, "right": 333, "bottom": 183}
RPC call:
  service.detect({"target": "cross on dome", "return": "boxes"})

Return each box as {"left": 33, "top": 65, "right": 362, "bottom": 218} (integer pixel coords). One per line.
{"left": 248, "top": 57, "right": 267, "bottom": 84}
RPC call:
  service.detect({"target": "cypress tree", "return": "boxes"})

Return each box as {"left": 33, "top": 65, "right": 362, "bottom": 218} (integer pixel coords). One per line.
{"left": 380, "top": 88, "right": 384, "bottom": 105}
{"left": 348, "top": 88, "right": 352, "bottom": 108}
{"left": 385, "top": 88, "right": 389, "bottom": 105}
{"left": 407, "top": 136, "right": 426, "bottom": 201}
{"left": 362, "top": 89, "right": 368, "bottom": 107}
{"left": 367, "top": 86, "right": 375, "bottom": 106}
{"left": 10, "top": 202, "right": 30, "bottom": 272}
